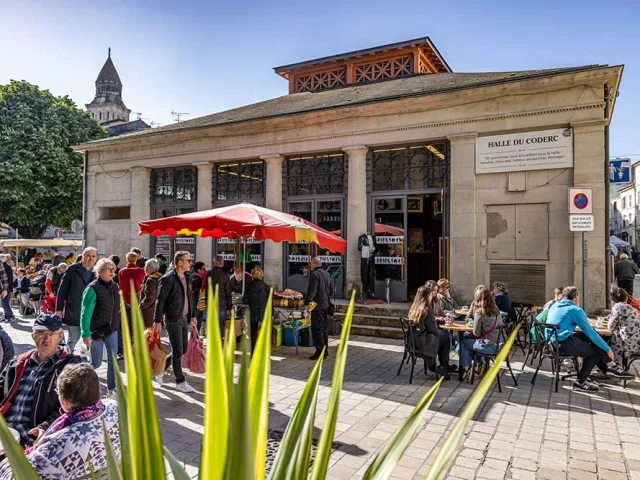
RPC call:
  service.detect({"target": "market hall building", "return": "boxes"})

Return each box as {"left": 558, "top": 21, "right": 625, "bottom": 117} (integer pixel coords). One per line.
{"left": 75, "top": 37, "right": 623, "bottom": 309}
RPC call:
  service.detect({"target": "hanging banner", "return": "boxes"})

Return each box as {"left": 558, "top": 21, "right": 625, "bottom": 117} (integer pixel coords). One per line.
{"left": 476, "top": 128, "right": 573, "bottom": 174}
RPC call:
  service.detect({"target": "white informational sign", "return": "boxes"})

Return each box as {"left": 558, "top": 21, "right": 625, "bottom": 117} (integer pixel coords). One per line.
{"left": 376, "top": 236, "right": 404, "bottom": 245}
{"left": 175, "top": 237, "right": 195, "bottom": 244}
{"left": 289, "top": 255, "right": 310, "bottom": 263}
{"left": 224, "top": 254, "right": 262, "bottom": 262}
{"left": 375, "top": 256, "right": 403, "bottom": 265}
{"left": 568, "top": 188, "right": 593, "bottom": 214}
{"left": 217, "top": 237, "right": 259, "bottom": 244}
{"left": 570, "top": 215, "right": 594, "bottom": 232}
{"left": 476, "top": 128, "right": 573, "bottom": 174}
{"left": 318, "top": 255, "right": 342, "bottom": 264}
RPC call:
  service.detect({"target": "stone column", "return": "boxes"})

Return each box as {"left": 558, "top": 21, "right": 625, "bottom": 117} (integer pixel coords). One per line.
{"left": 447, "top": 133, "right": 478, "bottom": 304}
{"left": 129, "top": 166, "right": 151, "bottom": 257}
{"left": 193, "top": 161, "right": 213, "bottom": 267}
{"left": 262, "top": 155, "right": 284, "bottom": 289}
{"left": 343, "top": 145, "right": 368, "bottom": 297}
{"left": 571, "top": 120, "right": 607, "bottom": 310}
{"left": 85, "top": 171, "right": 97, "bottom": 247}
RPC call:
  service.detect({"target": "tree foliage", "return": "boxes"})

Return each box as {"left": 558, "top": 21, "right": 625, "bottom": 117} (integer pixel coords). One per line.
{"left": 0, "top": 80, "right": 106, "bottom": 238}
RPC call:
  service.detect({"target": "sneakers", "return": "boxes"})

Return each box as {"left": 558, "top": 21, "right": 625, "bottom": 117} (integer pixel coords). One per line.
{"left": 177, "top": 381, "right": 196, "bottom": 393}
{"left": 154, "top": 375, "right": 164, "bottom": 387}
{"left": 573, "top": 380, "right": 599, "bottom": 392}
{"left": 608, "top": 365, "right": 635, "bottom": 380}
{"left": 105, "top": 390, "right": 115, "bottom": 398}
{"left": 309, "top": 351, "right": 328, "bottom": 361}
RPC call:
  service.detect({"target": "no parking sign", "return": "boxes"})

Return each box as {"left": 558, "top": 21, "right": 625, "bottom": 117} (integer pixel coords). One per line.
{"left": 568, "top": 188, "right": 593, "bottom": 215}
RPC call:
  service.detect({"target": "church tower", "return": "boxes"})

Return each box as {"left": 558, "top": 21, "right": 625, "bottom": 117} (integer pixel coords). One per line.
{"left": 86, "top": 48, "right": 130, "bottom": 125}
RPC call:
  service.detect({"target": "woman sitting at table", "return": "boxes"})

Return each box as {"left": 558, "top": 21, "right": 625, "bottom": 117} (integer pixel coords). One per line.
{"left": 460, "top": 285, "right": 503, "bottom": 369}
{"left": 408, "top": 281, "right": 455, "bottom": 378}
{"left": 542, "top": 286, "right": 564, "bottom": 311}
{"left": 608, "top": 287, "right": 640, "bottom": 364}
{"left": 437, "top": 278, "right": 460, "bottom": 311}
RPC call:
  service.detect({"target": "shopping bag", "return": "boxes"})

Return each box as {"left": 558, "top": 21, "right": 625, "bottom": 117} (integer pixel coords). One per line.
{"left": 197, "top": 272, "right": 208, "bottom": 312}
{"left": 146, "top": 329, "right": 169, "bottom": 376}
{"left": 182, "top": 325, "right": 206, "bottom": 374}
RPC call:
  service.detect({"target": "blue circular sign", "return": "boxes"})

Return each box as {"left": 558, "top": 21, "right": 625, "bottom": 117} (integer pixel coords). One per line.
{"left": 574, "top": 193, "right": 589, "bottom": 210}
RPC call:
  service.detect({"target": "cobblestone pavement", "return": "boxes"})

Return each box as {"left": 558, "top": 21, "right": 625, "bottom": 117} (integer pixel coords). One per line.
{"left": 4, "top": 305, "right": 640, "bottom": 479}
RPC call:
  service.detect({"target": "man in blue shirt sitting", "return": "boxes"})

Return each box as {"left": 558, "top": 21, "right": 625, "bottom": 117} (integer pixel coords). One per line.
{"left": 546, "top": 286, "right": 633, "bottom": 392}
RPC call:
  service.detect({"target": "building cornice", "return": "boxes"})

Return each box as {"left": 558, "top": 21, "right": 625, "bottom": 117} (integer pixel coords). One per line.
{"left": 89, "top": 101, "right": 605, "bottom": 168}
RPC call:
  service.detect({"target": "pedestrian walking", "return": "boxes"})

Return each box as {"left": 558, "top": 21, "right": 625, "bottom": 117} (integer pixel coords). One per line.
{"left": 243, "top": 266, "right": 269, "bottom": 352}
{"left": 0, "top": 255, "right": 15, "bottom": 323}
{"left": 139, "top": 259, "right": 162, "bottom": 329}
{"left": 80, "top": 258, "right": 121, "bottom": 398}
{"left": 153, "top": 251, "right": 196, "bottom": 393}
{"left": 615, "top": 253, "right": 639, "bottom": 296}
{"left": 205, "top": 255, "right": 231, "bottom": 338}
{"left": 305, "top": 257, "right": 333, "bottom": 360}
{"left": 55, "top": 247, "right": 98, "bottom": 354}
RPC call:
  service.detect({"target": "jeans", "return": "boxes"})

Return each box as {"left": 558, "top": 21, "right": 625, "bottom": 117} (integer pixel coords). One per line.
{"left": 219, "top": 306, "right": 227, "bottom": 339}
{"left": 66, "top": 325, "right": 81, "bottom": 354}
{"left": 618, "top": 279, "right": 634, "bottom": 296}
{"left": 558, "top": 333, "right": 610, "bottom": 382}
{"left": 166, "top": 319, "right": 189, "bottom": 384}
{"left": 196, "top": 310, "right": 206, "bottom": 333}
{"left": 90, "top": 331, "right": 118, "bottom": 390}
{"left": 311, "top": 308, "right": 329, "bottom": 354}
{"left": 1, "top": 292, "right": 14, "bottom": 320}
{"left": 461, "top": 337, "right": 498, "bottom": 367}
{"left": 436, "top": 329, "right": 452, "bottom": 368}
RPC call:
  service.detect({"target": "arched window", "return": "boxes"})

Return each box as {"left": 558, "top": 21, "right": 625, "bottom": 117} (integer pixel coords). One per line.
{"left": 99, "top": 112, "right": 102, "bottom": 120}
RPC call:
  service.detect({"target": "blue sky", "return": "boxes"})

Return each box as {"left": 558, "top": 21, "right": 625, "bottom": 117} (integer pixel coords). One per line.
{"left": 1, "top": 0, "right": 638, "bottom": 159}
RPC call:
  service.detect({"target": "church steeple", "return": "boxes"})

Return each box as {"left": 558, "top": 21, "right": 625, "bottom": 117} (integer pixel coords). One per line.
{"left": 86, "top": 48, "right": 130, "bottom": 125}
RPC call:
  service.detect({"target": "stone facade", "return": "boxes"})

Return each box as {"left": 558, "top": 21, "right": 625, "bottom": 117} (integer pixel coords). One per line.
{"left": 76, "top": 65, "right": 622, "bottom": 310}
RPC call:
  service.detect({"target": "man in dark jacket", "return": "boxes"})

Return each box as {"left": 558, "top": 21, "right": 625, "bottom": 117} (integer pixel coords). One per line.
{"left": 0, "top": 326, "right": 14, "bottom": 371}
{"left": 305, "top": 257, "right": 334, "bottom": 360}
{"left": 55, "top": 247, "right": 98, "bottom": 354}
{"left": 615, "top": 253, "right": 640, "bottom": 295}
{"left": 0, "top": 255, "right": 15, "bottom": 322}
{"left": 153, "top": 251, "right": 196, "bottom": 393}
{"left": 0, "top": 314, "right": 81, "bottom": 445}
{"left": 205, "top": 255, "right": 232, "bottom": 338}
{"left": 491, "top": 281, "right": 513, "bottom": 322}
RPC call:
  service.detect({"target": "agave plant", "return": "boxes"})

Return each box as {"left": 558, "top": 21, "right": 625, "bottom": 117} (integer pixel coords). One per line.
{"left": 0, "top": 282, "right": 523, "bottom": 479}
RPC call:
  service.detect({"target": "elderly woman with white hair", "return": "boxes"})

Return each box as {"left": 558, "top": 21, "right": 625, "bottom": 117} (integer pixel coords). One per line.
{"left": 615, "top": 252, "right": 640, "bottom": 296}
{"left": 80, "top": 258, "right": 121, "bottom": 397}
{"left": 139, "top": 258, "right": 163, "bottom": 328}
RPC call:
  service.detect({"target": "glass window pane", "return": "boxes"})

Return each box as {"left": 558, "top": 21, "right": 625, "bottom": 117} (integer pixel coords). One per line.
{"left": 288, "top": 202, "right": 313, "bottom": 278}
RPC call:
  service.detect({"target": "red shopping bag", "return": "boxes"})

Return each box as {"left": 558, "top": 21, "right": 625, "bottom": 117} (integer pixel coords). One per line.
{"left": 182, "top": 325, "right": 206, "bottom": 374}
{"left": 146, "top": 329, "right": 169, "bottom": 376}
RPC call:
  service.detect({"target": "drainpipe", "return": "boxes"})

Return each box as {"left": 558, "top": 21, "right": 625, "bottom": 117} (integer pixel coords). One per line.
{"left": 83, "top": 151, "right": 88, "bottom": 246}
{"left": 604, "top": 85, "right": 611, "bottom": 308}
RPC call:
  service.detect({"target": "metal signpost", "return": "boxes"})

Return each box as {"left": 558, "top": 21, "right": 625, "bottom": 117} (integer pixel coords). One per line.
{"left": 569, "top": 188, "right": 594, "bottom": 313}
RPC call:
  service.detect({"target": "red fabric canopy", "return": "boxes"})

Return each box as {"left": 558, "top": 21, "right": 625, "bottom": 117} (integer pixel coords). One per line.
{"left": 138, "top": 203, "right": 347, "bottom": 254}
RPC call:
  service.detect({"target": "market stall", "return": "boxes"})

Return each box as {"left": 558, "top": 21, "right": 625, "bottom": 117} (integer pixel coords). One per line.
{"left": 138, "top": 202, "right": 347, "bottom": 349}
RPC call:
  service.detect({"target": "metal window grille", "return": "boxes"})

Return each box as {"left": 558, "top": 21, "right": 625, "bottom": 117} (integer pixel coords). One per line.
{"left": 368, "top": 143, "right": 449, "bottom": 192}
{"left": 150, "top": 167, "right": 198, "bottom": 204}
{"left": 286, "top": 153, "right": 346, "bottom": 196}
{"left": 213, "top": 160, "right": 265, "bottom": 202}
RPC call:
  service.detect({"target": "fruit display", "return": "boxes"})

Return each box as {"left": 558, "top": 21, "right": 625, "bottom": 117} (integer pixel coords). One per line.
{"left": 273, "top": 289, "right": 305, "bottom": 308}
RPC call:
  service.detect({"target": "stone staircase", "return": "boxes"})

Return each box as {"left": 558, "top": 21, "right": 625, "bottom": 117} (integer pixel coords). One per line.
{"left": 333, "top": 300, "right": 409, "bottom": 339}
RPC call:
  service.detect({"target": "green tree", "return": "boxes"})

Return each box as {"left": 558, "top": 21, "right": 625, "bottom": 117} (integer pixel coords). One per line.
{"left": 0, "top": 80, "right": 106, "bottom": 238}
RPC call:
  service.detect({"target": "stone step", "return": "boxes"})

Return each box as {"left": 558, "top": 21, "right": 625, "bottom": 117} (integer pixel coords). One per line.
{"left": 334, "top": 312, "right": 402, "bottom": 329}
{"left": 335, "top": 302, "right": 409, "bottom": 318}
{"left": 350, "top": 324, "right": 404, "bottom": 339}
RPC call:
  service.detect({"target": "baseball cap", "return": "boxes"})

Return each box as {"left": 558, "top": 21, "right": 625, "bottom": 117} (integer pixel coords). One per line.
{"left": 33, "top": 313, "right": 63, "bottom": 333}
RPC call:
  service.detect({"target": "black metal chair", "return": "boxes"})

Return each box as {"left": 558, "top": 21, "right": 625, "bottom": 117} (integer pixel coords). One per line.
{"left": 397, "top": 317, "right": 438, "bottom": 384}
{"left": 512, "top": 302, "right": 534, "bottom": 354}
{"left": 531, "top": 322, "right": 580, "bottom": 392}
{"left": 521, "top": 309, "right": 545, "bottom": 371}
{"left": 468, "top": 324, "right": 518, "bottom": 393}
{"left": 622, "top": 352, "right": 640, "bottom": 389}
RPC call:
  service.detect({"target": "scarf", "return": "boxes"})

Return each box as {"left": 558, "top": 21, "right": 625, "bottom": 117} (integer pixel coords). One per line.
{"left": 26, "top": 400, "right": 105, "bottom": 454}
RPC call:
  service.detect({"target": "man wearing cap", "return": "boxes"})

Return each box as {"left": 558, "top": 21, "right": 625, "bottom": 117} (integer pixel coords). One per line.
{"left": 0, "top": 255, "right": 16, "bottom": 323}
{"left": 0, "top": 314, "right": 81, "bottom": 445}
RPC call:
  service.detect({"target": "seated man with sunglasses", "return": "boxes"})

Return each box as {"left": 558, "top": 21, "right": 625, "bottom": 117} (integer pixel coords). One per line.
{"left": 0, "top": 313, "right": 81, "bottom": 445}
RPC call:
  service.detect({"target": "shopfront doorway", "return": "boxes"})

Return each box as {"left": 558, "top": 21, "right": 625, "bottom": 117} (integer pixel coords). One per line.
{"left": 368, "top": 142, "right": 450, "bottom": 302}
{"left": 371, "top": 193, "right": 446, "bottom": 301}
{"left": 285, "top": 199, "right": 345, "bottom": 297}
